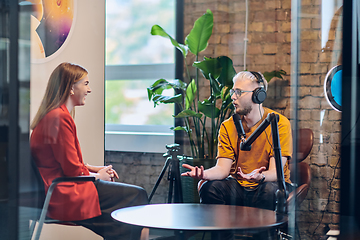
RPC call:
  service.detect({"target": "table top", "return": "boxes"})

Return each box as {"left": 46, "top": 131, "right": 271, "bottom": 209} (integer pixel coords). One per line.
{"left": 111, "top": 203, "right": 287, "bottom": 231}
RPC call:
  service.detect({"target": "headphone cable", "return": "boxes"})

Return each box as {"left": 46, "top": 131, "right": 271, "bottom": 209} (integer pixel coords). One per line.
{"left": 259, "top": 104, "right": 273, "bottom": 151}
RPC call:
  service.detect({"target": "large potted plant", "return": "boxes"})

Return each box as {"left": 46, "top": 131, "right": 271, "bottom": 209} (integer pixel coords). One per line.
{"left": 147, "top": 9, "right": 285, "bottom": 202}
{"left": 147, "top": 9, "right": 235, "bottom": 161}
{"left": 147, "top": 9, "right": 285, "bottom": 159}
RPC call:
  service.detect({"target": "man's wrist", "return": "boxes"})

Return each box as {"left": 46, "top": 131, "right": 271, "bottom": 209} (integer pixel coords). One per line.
{"left": 258, "top": 173, "right": 265, "bottom": 183}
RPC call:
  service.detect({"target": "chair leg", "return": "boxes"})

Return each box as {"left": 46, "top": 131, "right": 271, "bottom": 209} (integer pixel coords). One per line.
{"left": 277, "top": 228, "right": 293, "bottom": 240}
{"left": 201, "top": 232, "right": 206, "bottom": 240}
{"left": 33, "top": 183, "right": 58, "bottom": 240}
{"left": 296, "top": 223, "right": 301, "bottom": 240}
{"left": 277, "top": 222, "right": 301, "bottom": 240}
{"left": 29, "top": 220, "right": 37, "bottom": 238}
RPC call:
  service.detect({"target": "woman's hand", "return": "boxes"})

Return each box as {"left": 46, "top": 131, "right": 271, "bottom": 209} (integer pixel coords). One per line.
{"left": 86, "top": 164, "right": 108, "bottom": 173}
{"left": 94, "top": 165, "right": 119, "bottom": 182}
{"left": 106, "top": 165, "right": 119, "bottom": 181}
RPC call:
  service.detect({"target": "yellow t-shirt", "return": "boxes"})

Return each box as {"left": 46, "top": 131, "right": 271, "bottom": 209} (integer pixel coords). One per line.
{"left": 217, "top": 107, "right": 293, "bottom": 188}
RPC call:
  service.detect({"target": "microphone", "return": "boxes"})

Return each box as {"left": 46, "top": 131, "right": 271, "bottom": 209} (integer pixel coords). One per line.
{"left": 233, "top": 114, "right": 246, "bottom": 143}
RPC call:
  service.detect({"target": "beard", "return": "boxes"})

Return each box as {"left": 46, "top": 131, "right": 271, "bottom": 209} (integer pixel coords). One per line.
{"left": 235, "top": 105, "right": 252, "bottom": 116}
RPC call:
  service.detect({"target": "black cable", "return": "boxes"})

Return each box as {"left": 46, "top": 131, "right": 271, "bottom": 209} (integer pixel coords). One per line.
{"left": 259, "top": 104, "right": 273, "bottom": 150}
{"left": 311, "top": 156, "right": 340, "bottom": 236}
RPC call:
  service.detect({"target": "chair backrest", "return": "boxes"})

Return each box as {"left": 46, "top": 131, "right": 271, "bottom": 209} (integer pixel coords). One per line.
{"left": 295, "top": 128, "right": 314, "bottom": 162}
{"left": 287, "top": 128, "right": 314, "bottom": 206}
{"left": 30, "top": 156, "right": 46, "bottom": 210}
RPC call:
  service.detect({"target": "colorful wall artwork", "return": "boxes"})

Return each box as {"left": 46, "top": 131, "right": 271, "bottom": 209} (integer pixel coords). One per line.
{"left": 30, "top": 0, "right": 75, "bottom": 59}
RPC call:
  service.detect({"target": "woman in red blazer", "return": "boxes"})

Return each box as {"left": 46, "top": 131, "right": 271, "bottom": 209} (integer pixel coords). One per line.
{"left": 30, "top": 62, "right": 148, "bottom": 240}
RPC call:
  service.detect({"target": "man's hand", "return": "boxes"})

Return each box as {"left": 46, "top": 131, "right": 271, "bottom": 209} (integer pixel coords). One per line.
{"left": 237, "top": 166, "right": 266, "bottom": 182}
{"left": 181, "top": 164, "right": 206, "bottom": 180}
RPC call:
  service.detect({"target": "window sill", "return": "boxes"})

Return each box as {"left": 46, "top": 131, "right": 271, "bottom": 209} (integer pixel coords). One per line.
{"left": 105, "top": 131, "right": 174, "bottom": 153}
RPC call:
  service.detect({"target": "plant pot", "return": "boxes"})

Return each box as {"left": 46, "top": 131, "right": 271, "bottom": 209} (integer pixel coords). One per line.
{"left": 179, "top": 157, "right": 216, "bottom": 203}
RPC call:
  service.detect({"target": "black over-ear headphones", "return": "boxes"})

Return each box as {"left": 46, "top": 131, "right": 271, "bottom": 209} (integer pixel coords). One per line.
{"left": 249, "top": 71, "right": 267, "bottom": 104}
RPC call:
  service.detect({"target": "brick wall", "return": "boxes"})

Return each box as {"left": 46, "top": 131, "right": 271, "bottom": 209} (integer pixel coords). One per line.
{"left": 105, "top": 151, "right": 202, "bottom": 204}
{"left": 105, "top": 151, "right": 171, "bottom": 204}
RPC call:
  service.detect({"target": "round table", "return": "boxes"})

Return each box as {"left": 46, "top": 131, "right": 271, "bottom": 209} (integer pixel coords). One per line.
{"left": 111, "top": 203, "right": 287, "bottom": 239}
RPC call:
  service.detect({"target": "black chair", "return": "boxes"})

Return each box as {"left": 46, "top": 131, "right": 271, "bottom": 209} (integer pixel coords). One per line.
{"left": 30, "top": 158, "right": 95, "bottom": 240}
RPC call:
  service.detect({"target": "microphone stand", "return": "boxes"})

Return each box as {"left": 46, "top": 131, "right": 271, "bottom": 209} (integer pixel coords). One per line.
{"left": 240, "top": 113, "right": 288, "bottom": 214}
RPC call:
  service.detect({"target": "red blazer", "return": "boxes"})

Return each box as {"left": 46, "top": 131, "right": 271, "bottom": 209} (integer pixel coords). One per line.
{"left": 30, "top": 105, "right": 101, "bottom": 221}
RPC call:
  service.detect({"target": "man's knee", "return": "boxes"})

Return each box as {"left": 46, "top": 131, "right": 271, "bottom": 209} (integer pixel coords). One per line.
{"left": 261, "top": 182, "right": 278, "bottom": 194}
{"left": 200, "top": 179, "right": 226, "bottom": 196}
{"left": 199, "top": 178, "right": 236, "bottom": 204}
{"left": 255, "top": 182, "right": 278, "bottom": 210}
{"left": 199, "top": 180, "right": 221, "bottom": 204}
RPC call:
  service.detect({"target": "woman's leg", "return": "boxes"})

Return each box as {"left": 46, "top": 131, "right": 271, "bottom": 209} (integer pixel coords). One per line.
{"left": 75, "top": 180, "right": 148, "bottom": 240}
{"left": 140, "top": 228, "right": 149, "bottom": 240}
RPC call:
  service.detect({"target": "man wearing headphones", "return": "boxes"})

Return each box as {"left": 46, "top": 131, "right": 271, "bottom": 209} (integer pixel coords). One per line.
{"left": 182, "top": 71, "right": 293, "bottom": 238}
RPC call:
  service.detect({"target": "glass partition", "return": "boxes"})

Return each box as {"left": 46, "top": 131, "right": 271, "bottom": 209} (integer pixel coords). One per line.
{"left": 294, "top": 0, "right": 342, "bottom": 238}
{"left": 0, "top": 1, "right": 32, "bottom": 239}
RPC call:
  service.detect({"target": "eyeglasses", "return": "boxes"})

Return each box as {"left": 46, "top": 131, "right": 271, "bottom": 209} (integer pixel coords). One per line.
{"left": 229, "top": 89, "right": 253, "bottom": 98}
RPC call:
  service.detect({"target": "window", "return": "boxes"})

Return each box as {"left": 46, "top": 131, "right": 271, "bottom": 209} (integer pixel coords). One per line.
{"left": 105, "top": 0, "right": 176, "bottom": 152}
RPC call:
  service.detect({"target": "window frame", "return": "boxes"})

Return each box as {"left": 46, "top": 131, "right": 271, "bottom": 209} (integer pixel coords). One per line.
{"left": 104, "top": 64, "right": 176, "bottom": 153}
{"left": 104, "top": 0, "right": 183, "bottom": 153}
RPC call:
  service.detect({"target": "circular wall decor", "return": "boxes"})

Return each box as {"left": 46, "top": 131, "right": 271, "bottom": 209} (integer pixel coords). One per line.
{"left": 324, "top": 65, "right": 342, "bottom": 112}
{"left": 30, "top": 0, "right": 76, "bottom": 61}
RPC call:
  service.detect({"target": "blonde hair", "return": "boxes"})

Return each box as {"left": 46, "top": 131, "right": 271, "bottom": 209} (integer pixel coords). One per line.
{"left": 31, "top": 62, "right": 88, "bottom": 129}
{"left": 233, "top": 71, "right": 268, "bottom": 91}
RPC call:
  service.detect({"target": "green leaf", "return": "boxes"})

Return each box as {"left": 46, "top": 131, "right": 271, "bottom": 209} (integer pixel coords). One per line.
{"left": 185, "top": 79, "right": 197, "bottom": 110}
{"left": 171, "top": 126, "right": 190, "bottom": 133}
{"left": 152, "top": 94, "right": 182, "bottom": 105}
{"left": 185, "top": 9, "right": 213, "bottom": 55}
{"left": 194, "top": 56, "right": 235, "bottom": 90}
{"left": 174, "top": 109, "right": 202, "bottom": 118}
{"left": 221, "top": 86, "right": 230, "bottom": 101}
{"left": 147, "top": 79, "right": 173, "bottom": 100}
{"left": 263, "top": 70, "right": 287, "bottom": 82}
{"left": 209, "top": 73, "right": 221, "bottom": 97}
{"left": 198, "top": 99, "right": 220, "bottom": 118}
{"left": 221, "top": 90, "right": 234, "bottom": 111}
{"left": 147, "top": 79, "right": 187, "bottom": 101}
{"left": 151, "top": 25, "right": 188, "bottom": 57}
{"left": 217, "top": 56, "right": 236, "bottom": 88}
{"left": 172, "top": 79, "right": 188, "bottom": 91}
{"left": 193, "top": 57, "right": 222, "bottom": 80}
